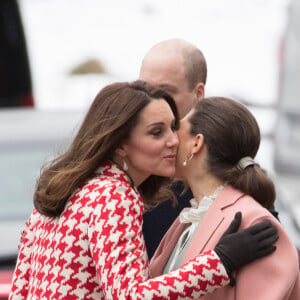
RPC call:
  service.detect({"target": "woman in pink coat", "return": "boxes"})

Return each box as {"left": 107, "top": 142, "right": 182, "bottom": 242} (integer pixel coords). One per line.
{"left": 150, "top": 96, "right": 300, "bottom": 299}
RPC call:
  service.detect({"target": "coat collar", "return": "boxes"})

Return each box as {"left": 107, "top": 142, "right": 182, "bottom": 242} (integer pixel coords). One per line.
{"left": 182, "top": 185, "right": 245, "bottom": 264}
{"left": 149, "top": 218, "right": 186, "bottom": 277}
{"left": 95, "top": 160, "right": 134, "bottom": 188}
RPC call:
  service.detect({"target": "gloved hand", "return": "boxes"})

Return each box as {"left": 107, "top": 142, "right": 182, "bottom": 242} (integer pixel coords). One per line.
{"left": 214, "top": 212, "right": 278, "bottom": 285}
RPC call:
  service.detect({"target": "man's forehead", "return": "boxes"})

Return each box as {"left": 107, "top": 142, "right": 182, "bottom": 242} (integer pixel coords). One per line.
{"left": 140, "top": 59, "right": 184, "bottom": 89}
{"left": 156, "top": 83, "right": 178, "bottom": 93}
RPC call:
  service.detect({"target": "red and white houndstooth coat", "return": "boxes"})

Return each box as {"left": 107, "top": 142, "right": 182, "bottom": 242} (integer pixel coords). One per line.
{"left": 9, "top": 161, "right": 229, "bottom": 300}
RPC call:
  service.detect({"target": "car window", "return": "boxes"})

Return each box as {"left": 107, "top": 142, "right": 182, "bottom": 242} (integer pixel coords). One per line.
{"left": 0, "top": 145, "right": 56, "bottom": 219}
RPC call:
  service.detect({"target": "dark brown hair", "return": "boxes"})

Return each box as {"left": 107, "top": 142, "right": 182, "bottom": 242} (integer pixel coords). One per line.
{"left": 188, "top": 97, "right": 275, "bottom": 209}
{"left": 34, "top": 80, "right": 179, "bottom": 217}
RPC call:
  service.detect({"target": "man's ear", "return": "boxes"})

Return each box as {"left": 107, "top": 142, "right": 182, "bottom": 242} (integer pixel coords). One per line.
{"left": 194, "top": 82, "right": 205, "bottom": 102}
{"left": 191, "top": 134, "right": 204, "bottom": 155}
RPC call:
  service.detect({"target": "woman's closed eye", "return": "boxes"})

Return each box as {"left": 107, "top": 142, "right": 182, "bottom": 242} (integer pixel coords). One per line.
{"left": 149, "top": 120, "right": 177, "bottom": 137}
{"left": 150, "top": 127, "right": 162, "bottom": 137}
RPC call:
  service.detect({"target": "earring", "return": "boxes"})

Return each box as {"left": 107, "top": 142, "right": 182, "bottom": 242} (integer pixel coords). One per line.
{"left": 123, "top": 159, "right": 128, "bottom": 171}
{"left": 183, "top": 154, "right": 194, "bottom": 166}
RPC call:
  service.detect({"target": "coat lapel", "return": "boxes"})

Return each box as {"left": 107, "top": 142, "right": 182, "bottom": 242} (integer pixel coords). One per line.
{"left": 182, "top": 185, "right": 244, "bottom": 265}
{"left": 149, "top": 219, "right": 186, "bottom": 277}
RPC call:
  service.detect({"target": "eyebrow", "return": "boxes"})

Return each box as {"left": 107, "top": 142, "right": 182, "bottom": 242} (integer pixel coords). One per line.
{"left": 157, "top": 84, "right": 178, "bottom": 93}
{"left": 146, "top": 119, "right": 176, "bottom": 128}
{"left": 146, "top": 122, "right": 164, "bottom": 128}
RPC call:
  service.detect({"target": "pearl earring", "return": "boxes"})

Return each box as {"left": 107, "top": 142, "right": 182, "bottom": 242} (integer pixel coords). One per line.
{"left": 123, "top": 160, "right": 128, "bottom": 171}
{"left": 183, "top": 154, "right": 194, "bottom": 167}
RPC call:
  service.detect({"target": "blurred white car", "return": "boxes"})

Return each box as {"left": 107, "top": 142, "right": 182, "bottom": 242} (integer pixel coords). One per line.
{"left": 0, "top": 108, "right": 85, "bottom": 297}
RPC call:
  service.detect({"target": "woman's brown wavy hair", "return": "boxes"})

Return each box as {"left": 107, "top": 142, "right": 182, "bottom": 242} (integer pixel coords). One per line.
{"left": 34, "top": 80, "right": 179, "bottom": 217}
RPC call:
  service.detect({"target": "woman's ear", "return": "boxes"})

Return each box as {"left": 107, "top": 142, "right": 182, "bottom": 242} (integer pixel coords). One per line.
{"left": 115, "top": 145, "right": 127, "bottom": 158}
{"left": 191, "top": 134, "right": 204, "bottom": 155}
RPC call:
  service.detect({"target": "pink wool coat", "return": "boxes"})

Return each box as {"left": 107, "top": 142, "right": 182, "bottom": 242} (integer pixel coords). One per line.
{"left": 150, "top": 185, "right": 300, "bottom": 300}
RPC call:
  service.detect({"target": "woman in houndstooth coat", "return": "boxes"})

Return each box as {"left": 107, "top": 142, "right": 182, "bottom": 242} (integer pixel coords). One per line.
{"left": 10, "top": 81, "right": 277, "bottom": 300}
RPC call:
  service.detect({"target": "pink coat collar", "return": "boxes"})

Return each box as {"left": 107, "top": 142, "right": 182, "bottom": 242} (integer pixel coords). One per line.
{"left": 182, "top": 185, "right": 244, "bottom": 264}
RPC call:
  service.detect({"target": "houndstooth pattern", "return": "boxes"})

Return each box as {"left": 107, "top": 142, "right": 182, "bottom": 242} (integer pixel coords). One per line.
{"left": 9, "top": 161, "right": 229, "bottom": 300}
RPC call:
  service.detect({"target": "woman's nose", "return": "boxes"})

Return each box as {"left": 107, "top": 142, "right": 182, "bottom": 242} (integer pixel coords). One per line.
{"left": 167, "top": 131, "right": 179, "bottom": 147}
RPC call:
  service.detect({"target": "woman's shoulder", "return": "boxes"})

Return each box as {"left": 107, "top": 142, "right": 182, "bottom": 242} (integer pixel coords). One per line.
{"left": 73, "top": 174, "right": 139, "bottom": 206}
{"left": 88, "top": 174, "right": 135, "bottom": 194}
{"left": 219, "top": 185, "right": 278, "bottom": 224}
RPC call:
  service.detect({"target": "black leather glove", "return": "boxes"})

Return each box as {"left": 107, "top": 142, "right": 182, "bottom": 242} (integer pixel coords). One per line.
{"left": 214, "top": 212, "right": 278, "bottom": 285}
